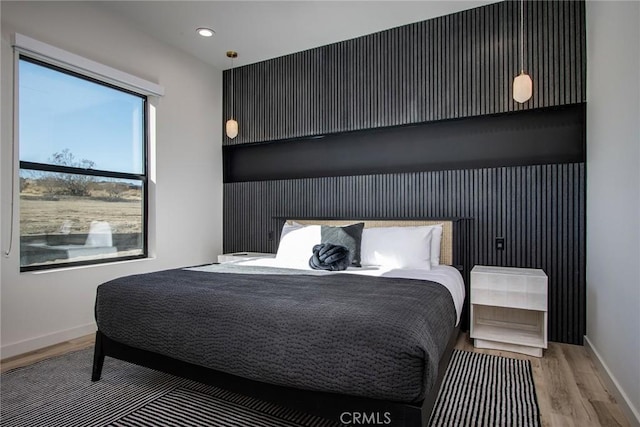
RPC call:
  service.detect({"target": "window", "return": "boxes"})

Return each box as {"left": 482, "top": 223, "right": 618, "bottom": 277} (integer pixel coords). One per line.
{"left": 18, "top": 56, "right": 148, "bottom": 271}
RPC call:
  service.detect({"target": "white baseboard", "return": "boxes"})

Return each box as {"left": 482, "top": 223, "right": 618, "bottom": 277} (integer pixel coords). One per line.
{"left": 584, "top": 335, "right": 640, "bottom": 427}
{"left": 1, "top": 322, "right": 96, "bottom": 360}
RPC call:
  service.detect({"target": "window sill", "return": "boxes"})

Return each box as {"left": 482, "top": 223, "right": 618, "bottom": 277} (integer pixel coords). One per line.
{"left": 23, "top": 256, "right": 156, "bottom": 275}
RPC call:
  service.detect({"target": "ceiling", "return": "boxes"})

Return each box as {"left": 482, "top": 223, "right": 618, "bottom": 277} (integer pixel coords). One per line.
{"left": 97, "top": 1, "right": 497, "bottom": 70}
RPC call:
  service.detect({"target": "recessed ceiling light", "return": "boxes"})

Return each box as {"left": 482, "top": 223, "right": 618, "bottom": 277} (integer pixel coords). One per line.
{"left": 196, "top": 27, "right": 215, "bottom": 37}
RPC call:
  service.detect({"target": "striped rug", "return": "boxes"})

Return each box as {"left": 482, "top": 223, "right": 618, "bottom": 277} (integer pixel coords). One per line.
{"left": 429, "top": 350, "right": 541, "bottom": 427}
{"left": 1, "top": 348, "right": 540, "bottom": 427}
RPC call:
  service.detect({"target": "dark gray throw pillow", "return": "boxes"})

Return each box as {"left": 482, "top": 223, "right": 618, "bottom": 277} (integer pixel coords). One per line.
{"left": 321, "top": 222, "right": 365, "bottom": 267}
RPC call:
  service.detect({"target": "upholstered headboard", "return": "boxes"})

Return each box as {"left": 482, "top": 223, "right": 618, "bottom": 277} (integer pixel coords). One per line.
{"left": 287, "top": 219, "right": 453, "bottom": 266}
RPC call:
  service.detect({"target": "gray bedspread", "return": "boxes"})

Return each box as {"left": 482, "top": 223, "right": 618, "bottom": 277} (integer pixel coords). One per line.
{"left": 95, "top": 265, "right": 456, "bottom": 402}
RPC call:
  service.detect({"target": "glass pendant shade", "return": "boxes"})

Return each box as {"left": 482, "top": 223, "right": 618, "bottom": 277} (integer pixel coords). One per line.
{"left": 513, "top": 72, "right": 533, "bottom": 103}
{"left": 226, "top": 119, "right": 238, "bottom": 139}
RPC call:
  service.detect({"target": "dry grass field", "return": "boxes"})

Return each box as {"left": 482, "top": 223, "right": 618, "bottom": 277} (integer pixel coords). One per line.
{"left": 20, "top": 197, "right": 142, "bottom": 236}
{"left": 20, "top": 179, "right": 143, "bottom": 236}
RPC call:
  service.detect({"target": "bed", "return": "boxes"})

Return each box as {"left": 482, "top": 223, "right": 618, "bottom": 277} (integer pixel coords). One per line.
{"left": 92, "top": 218, "right": 471, "bottom": 427}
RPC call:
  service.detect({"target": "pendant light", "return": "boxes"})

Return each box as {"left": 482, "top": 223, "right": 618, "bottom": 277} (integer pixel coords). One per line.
{"left": 513, "top": 0, "right": 532, "bottom": 103}
{"left": 226, "top": 51, "right": 239, "bottom": 139}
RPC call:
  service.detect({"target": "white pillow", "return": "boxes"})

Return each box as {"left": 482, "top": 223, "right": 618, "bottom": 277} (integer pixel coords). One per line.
{"left": 430, "top": 224, "right": 444, "bottom": 266}
{"left": 278, "top": 222, "right": 304, "bottom": 240}
{"left": 361, "top": 226, "right": 433, "bottom": 269}
{"left": 371, "top": 224, "right": 442, "bottom": 266}
{"left": 275, "top": 223, "right": 321, "bottom": 268}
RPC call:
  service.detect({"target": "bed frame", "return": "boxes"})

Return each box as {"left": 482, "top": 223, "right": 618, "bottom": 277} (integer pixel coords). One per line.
{"left": 92, "top": 218, "right": 472, "bottom": 427}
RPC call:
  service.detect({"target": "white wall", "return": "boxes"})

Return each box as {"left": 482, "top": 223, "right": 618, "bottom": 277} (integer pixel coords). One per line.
{"left": 586, "top": 1, "right": 640, "bottom": 423}
{"left": 0, "top": 1, "right": 223, "bottom": 358}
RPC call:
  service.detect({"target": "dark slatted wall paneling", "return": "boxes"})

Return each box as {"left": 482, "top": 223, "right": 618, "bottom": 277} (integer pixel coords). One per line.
{"left": 221, "top": 1, "right": 587, "bottom": 345}
{"left": 223, "top": 163, "right": 586, "bottom": 345}
{"left": 222, "top": 0, "right": 586, "bottom": 145}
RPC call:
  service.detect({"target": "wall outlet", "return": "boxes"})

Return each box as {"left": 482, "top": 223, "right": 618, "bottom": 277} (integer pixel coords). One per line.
{"left": 268, "top": 231, "right": 275, "bottom": 241}
{"left": 495, "top": 237, "right": 505, "bottom": 251}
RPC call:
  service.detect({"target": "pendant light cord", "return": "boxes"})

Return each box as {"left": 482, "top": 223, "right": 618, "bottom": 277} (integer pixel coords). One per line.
{"left": 520, "top": 0, "right": 524, "bottom": 74}
{"left": 230, "top": 56, "right": 234, "bottom": 120}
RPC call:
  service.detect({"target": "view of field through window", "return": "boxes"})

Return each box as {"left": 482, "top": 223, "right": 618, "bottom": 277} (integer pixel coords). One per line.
{"left": 20, "top": 171, "right": 143, "bottom": 236}
{"left": 19, "top": 57, "right": 147, "bottom": 269}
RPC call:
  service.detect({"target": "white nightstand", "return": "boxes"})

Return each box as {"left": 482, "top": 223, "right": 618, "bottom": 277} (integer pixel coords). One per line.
{"left": 217, "top": 252, "right": 276, "bottom": 264}
{"left": 470, "top": 265, "right": 548, "bottom": 357}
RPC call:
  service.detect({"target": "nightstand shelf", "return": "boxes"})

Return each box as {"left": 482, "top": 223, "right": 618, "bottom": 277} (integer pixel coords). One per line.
{"left": 470, "top": 265, "right": 548, "bottom": 357}
{"left": 217, "top": 252, "right": 275, "bottom": 264}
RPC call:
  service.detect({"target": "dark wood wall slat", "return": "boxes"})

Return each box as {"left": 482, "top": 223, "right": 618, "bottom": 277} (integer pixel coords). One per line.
{"left": 222, "top": 1, "right": 585, "bottom": 145}
{"left": 223, "top": 163, "right": 586, "bottom": 345}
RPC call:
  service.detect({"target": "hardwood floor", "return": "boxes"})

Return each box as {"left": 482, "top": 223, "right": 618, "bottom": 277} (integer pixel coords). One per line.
{"left": 0, "top": 332, "right": 630, "bottom": 426}
{"left": 455, "top": 333, "right": 630, "bottom": 427}
{"left": 0, "top": 334, "right": 95, "bottom": 374}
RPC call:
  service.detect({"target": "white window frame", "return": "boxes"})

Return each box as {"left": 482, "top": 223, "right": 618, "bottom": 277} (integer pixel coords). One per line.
{"left": 7, "top": 33, "right": 164, "bottom": 271}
